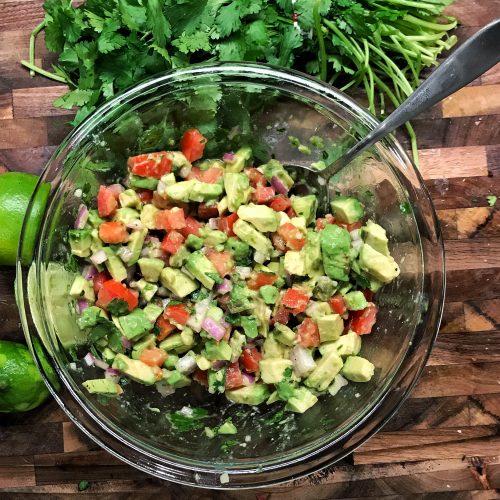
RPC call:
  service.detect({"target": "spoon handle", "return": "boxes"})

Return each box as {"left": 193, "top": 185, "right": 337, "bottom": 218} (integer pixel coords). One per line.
{"left": 323, "top": 17, "right": 500, "bottom": 176}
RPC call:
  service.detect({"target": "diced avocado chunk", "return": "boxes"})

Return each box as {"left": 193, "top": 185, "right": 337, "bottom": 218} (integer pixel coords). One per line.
{"left": 129, "top": 174, "right": 158, "bottom": 190}
{"left": 69, "top": 276, "right": 95, "bottom": 302}
{"left": 164, "top": 180, "right": 195, "bottom": 202}
{"left": 166, "top": 370, "right": 192, "bottom": 388}
{"left": 225, "top": 237, "right": 251, "bottom": 265}
{"left": 127, "top": 228, "right": 147, "bottom": 266}
{"left": 259, "top": 285, "right": 278, "bottom": 305}
{"left": 320, "top": 224, "right": 351, "bottom": 282}
{"left": 204, "top": 340, "right": 232, "bottom": 361}
{"left": 285, "top": 387, "right": 318, "bottom": 413}
{"left": 262, "top": 333, "right": 286, "bottom": 358}
{"left": 305, "top": 351, "right": 343, "bottom": 391}
{"left": 330, "top": 196, "right": 364, "bottom": 224}
{"left": 304, "top": 231, "right": 324, "bottom": 278}
{"left": 260, "top": 359, "right": 292, "bottom": 384}
{"left": 143, "top": 303, "right": 163, "bottom": 323}
{"left": 87, "top": 210, "right": 104, "bottom": 228}
{"left": 112, "top": 353, "right": 158, "bottom": 385}
{"left": 135, "top": 278, "right": 158, "bottom": 301}
{"left": 313, "top": 276, "right": 337, "bottom": 301}
{"left": 328, "top": 373, "right": 349, "bottom": 396}
{"left": 102, "top": 347, "right": 116, "bottom": 365}
{"left": 320, "top": 331, "right": 361, "bottom": 357}
{"left": 119, "top": 189, "right": 141, "bottom": 209}
{"left": 208, "top": 368, "right": 226, "bottom": 394}
{"left": 317, "top": 314, "right": 343, "bottom": 342}
{"left": 102, "top": 247, "right": 127, "bottom": 282}
{"left": 344, "top": 291, "right": 369, "bottom": 311}
{"left": 185, "top": 251, "right": 219, "bottom": 289}
{"left": 202, "top": 228, "right": 227, "bottom": 247}
{"left": 362, "top": 220, "right": 390, "bottom": 256}
{"left": 233, "top": 219, "right": 272, "bottom": 258}
{"left": 225, "top": 146, "right": 252, "bottom": 172}
{"left": 131, "top": 333, "right": 156, "bottom": 360}
{"left": 240, "top": 316, "right": 258, "bottom": 338}
{"left": 77, "top": 306, "right": 106, "bottom": 329}
{"left": 227, "top": 281, "right": 255, "bottom": 313}
{"left": 138, "top": 257, "right": 165, "bottom": 283}
{"left": 169, "top": 245, "right": 191, "bottom": 268}
{"left": 284, "top": 250, "right": 306, "bottom": 276}
{"left": 119, "top": 308, "right": 152, "bottom": 340}
{"left": 68, "top": 229, "right": 92, "bottom": 258}
{"left": 218, "top": 419, "right": 237, "bottom": 435}
{"left": 159, "top": 333, "right": 184, "bottom": 352}
{"left": 114, "top": 207, "right": 139, "bottom": 225}
{"left": 186, "top": 234, "right": 204, "bottom": 250}
{"left": 226, "top": 384, "right": 271, "bottom": 405}
{"left": 261, "top": 160, "right": 294, "bottom": 190}
{"left": 274, "top": 323, "right": 295, "bottom": 346}
{"left": 164, "top": 353, "right": 179, "bottom": 369}
{"left": 305, "top": 301, "right": 331, "bottom": 320}
{"left": 291, "top": 195, "right": 318, "bottom": 225}
{"left": 169, "top": 151, "right": 191, "bottom": 170}
{"left": 160, "top": 267, "right": 199, "bottom": 297}
{"left": 341, "top": 355, "right": 375, "bottom": 382}
{"left": 140, "top": 204, "right": 160, "bottom": 230}
{"left": 224, "top": 173, "right": 252, "bottom": 212}
{"left": 83, "top": 379, "right": 122, "bottom": 395}
{"left": 358, "top": 244, "right": 400, "bottom": 284}
{"left": 237, "top": 204, "right": 279, "bottom": 232}
{"left": 190, "top": 181, "right": 224, "bottom": 202}
{"left": 229, "top": 331, "right": 246, "bottom": 360}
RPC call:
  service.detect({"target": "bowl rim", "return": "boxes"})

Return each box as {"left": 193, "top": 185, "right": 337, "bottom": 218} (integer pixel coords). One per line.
{"left": 16, "top": 61, "right": 445, "bottom": 489}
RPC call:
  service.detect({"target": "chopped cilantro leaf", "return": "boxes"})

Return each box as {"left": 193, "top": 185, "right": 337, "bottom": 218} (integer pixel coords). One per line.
{"left": 487, "top": 195, "right": 497, "bottom": 207}
{"left": 167, "top": 407, "right": 209, "bottom": 432}
{"left": 78, "top": 480, "right": 90, "bottom": 491}
{"left": 106, "top": 298, "right": 129, "bottom": 316}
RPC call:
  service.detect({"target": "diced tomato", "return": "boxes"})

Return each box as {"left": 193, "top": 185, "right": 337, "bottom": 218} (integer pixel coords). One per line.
{"left": 137, "top": 189, "right": 153, "bottom": 203}
{"left": 180, "top": 128, "right": 207, "bottom": 162}
{"left": 99, "top": 221, "right": 128, "bottom": 244}
{"left": 269, "top": 195, "right": 291, "bottom": 212}
{"left": 245, "top": 167, "right": 266, "bottom": 188}
{"left": 350, "top": 303, "right": 378, "bottom": 335}
{"left": 297, "top": 318, "right": 320, "bottom": 348}
{"left": 272, "top": 305, "right": 290, "bottom": 325}
{"left": 225, "top": 362, "right": 244, "bottom": 389}
{"left": 239, "top": 346, "right": 262, "bottom": 373}
{"left": 334, "top": 220, "right": 363, "bottom": 232}
{"left": 179, "top": 216, "right": 202, "bottom": 237}
{"left": 197, "top": 203, "right": 219, "bottom": 220}
{"left": 127, "top": 152, "right": 172, "bottom": 179}
{"left": 271, "top": 233, "right": 286, "bottom": 252}
{"left": 161, "top": 230, "right": 185, "bottom": 254}
{"left": 278, "top": 222, "right": 306, "bottom": 250}
{"left": 329, "top": 295, "right": 347, "bottom": 315}
{"left": 362, "top": 289, "right": 374, "bottom": 302}
{"left": 156, "top": 316, "right": 176, "bottom": 341}
{"left": 93, "top": 271, "right": 110, "bottom": 295}
{"left": 97, "top": 279, "right": 138, "bottom": 312}
{"left": 206, "top": 250, "right": 234, "bottom": 277}
{"left": 282, "top": 288, "right": 309, "bottom": 314}
{"left": 155, "top": 207, "right": 186, "bottom": 231}
{"left": 139, "top": 347, "right": 168, "bottom": 367}
{"left": 193, "top": 368, "right": 208, "bottom": 386}
{"left": 164, "top": 304, "right": 191, "bottom": 325}
{"left": 218, "top": 213, "right": 238, "bottom": 237}
{"left": 97, "top": 185, "right": 118, "bottom": 218}
{"left": 253, "top": 186, "right": 275, "bottom": 204}
{"left": 247, "top": 272, "right": 277, "bottom": 290}
{"left": 286, "top": 207, "right": 296, "bottom": 218}
{"left": 187, "top": 166, "right": 223, "bottom": 184}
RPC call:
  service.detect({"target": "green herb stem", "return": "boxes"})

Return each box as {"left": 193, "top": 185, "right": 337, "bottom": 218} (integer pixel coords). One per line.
{"left": 28, "top": 20, "right": 46, "bottom": 77}
{"left": 20, "top": 60, "right": 68, "bottom": 83}
{"left": 314, "top": 1, "right": 327, "bottom": 81}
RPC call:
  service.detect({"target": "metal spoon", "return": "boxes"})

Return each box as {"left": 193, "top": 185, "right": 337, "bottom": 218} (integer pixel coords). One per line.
{"left": 286, "top": 17, "right": 500, "bottom": 205}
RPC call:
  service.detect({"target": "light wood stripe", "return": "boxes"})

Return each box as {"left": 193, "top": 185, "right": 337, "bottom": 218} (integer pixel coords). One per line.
{"left": 12, "top": 86, "right": 71, "bottom": 118}
{"left": 444, "top": 238, "right": 500, "bottom": 271}
{"left": 0, "top": 117, "right": 47, "bottom": 149}
{"left": 0, "top": 92, "right": 13, "bottom": 120}
{"left": 442, "top": 85, "right": 500, "bottom": 118}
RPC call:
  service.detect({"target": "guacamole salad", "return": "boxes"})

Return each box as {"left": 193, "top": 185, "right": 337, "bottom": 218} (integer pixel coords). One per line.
{"left": 67, "top": 128, "right": 400, "bottom": 414}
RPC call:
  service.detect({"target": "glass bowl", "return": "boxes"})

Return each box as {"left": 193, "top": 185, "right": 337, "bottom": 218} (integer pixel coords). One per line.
{"left": 16, "top": 62, "right": 445, "bottom": 489}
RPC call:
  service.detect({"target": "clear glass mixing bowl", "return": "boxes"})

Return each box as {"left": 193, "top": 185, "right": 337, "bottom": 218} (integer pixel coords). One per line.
{"left": 16, "top": 63, "right": 445, "bottom": 489}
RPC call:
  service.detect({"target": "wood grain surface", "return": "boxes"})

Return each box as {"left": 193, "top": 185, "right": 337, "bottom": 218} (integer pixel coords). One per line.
{"left": 1, "top": 1, "right": 499, "bottom": 498}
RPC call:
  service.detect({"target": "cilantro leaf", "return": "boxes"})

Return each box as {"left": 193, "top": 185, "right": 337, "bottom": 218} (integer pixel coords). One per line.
{"left": 167, "top": 407, "right": 209, "bottom": 432}
{"left": 487, "top": 195, "right": 497, "bottom": 207}
{"left": 106, "top": 298, "right": 130, "bottom": 317}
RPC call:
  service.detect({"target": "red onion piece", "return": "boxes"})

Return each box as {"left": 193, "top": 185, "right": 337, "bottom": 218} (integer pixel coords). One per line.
{"left": 90, "top": 250, "right": 108, "bottom": 266}
{"left": 212, "top": 360, "right": 227, "bottom": 370}
{"left": 105, "top": 368, "right": 121, "bottom": 382}
{"left": 74, "top": 204, "right": 89, "bottom": 229}
{"left": 223, "top": 152, "right": 235, "bottom": 161}
{"left": 82, "top": 265, "right": 98, "bottom": 280}
{"left": 156, "top": 382, "right": 175, "bottom": 396}
{"left": 121, "top": 337, "right": 132, "bottom": 350}
{"left": 93, "top": 358, "right": 109, "bottom": 370}
{"left": 202, "top": 317, "right": 226, "bottom": 341}
{"left": 216, "top": 278, "right": 233, "bottom": 295}
{"left": 271, "top": 175, "right": 289, "bottom": 195}
{"left": 77, "top": 299, "right": 88, "bottom": 314}
{"left": 83, "top": 352, "right": 95, "bottom": 366}
{"left": 207, "top": 218, "right": 219, "bottom": 229}
{"left": 242, "top": 372, "right": 255, "bottom": 386}
{"left": 290, "top": 345, "right": 316, "bottom": 378}
{"left": 108, "top": 184, "right": 124, "bottom": 197}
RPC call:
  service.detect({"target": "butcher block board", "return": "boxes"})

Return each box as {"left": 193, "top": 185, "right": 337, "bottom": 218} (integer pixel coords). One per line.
{"left": 0, "top": 1, "right": 499, "bottom": 498}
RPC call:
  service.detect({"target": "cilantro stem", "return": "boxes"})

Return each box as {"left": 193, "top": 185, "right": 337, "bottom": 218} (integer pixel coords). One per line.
{"left": 28, "top": 20, "right": 46, "bottom": 77}
{"left": 20, "top": 60, "right": 68, "bottom": 83}
{"left": 401, "top": 14, "right": 458, "bottom": 32}
{"left": 313, "top": 1, "right": 327, "bottom": 81}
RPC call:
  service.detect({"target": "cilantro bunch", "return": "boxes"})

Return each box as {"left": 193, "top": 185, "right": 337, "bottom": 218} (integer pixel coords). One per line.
{"left": 23, "top": 0, "right": 457, "bottom": 162}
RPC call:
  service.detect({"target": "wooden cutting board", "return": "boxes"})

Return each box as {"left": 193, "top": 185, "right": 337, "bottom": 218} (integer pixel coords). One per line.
{"left": 1, "top": 1, "right": 499, "bottom": 498}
